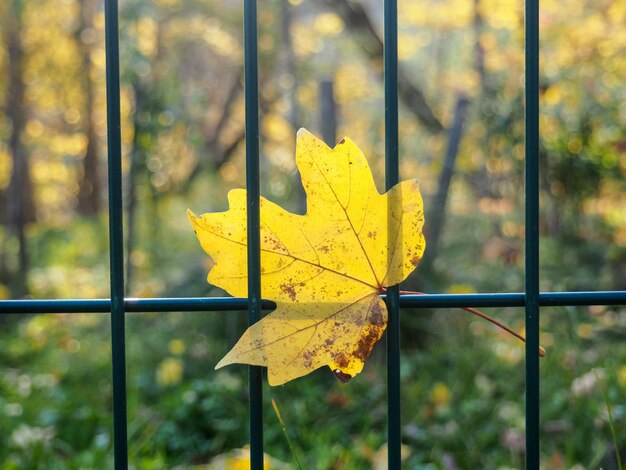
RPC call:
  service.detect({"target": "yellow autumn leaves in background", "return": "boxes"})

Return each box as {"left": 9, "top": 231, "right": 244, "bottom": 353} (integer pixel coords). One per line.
{"left": 156, "top": 339, "right": 186, "bottom": 387}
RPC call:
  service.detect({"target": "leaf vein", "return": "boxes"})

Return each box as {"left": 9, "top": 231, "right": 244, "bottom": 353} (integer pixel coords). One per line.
{"left": 226, "top": 292, "right": 378, "bottom": 360}
{"left": 309, "top": 156, "right": 381, "bottom": 287}
{"left": 195, "top": 218, "right": 378, "bottom": 290}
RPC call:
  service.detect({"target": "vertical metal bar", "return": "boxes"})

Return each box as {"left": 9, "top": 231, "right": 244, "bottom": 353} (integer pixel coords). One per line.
{"left": 104, "top": 0, "right": 128, "bottom": 467}
{"left": 244, "top": 1, "right": 264, "bottom": 468}
{"left": 384, "top": 1, "right": 401, "bottom": 468}
{"left": 525, "top": 0, "right": 540, "bottom": 468}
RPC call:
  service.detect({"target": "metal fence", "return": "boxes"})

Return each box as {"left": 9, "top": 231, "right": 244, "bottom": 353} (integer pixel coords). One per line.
{"left": 1, "top": 1, "right": 625, "bottom": 469}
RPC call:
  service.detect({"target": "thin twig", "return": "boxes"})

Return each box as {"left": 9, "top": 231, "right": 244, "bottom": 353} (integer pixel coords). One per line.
{"left": 396, "top": 290, "right": 545, "bottom": 357}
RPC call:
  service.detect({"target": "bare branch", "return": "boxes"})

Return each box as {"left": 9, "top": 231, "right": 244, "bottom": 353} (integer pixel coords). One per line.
{"left": 320, "top": 0, "right": 444, "bottom": 133}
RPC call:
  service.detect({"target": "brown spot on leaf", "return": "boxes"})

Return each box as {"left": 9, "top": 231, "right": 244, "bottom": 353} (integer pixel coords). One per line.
{"left": 353, "top": 326, "right": 380, "bottom": 362}
{"left": 338, "top": 138, "right": 346, "bottom": 145}
{"left": 280, "top": 283, "right": 297, "bottom": 301}
{"left": 265, "top": 236, "right": 286, "bottom": 252}
{"left": 411, "top": 254, "right": 422, "bottom": 266}
{"left": 333, "top": 369, "right": 352, "bottom": 383}
{"left": 302, "top": 350, "right": 313, "bottom": 368}
{"left": 367, "top": 231, "right": 377, "bottom": 239}
{"left": 332, "top": 352, "right": 349, "bottom": 369}
{"left": 369, "top": 301, "right": 385, "bottom": 326}
{"left": 352, "top": 302, "right": 386, "bottom": 362}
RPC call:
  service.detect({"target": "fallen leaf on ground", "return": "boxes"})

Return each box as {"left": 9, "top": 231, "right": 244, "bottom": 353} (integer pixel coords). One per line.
{"left": 188, "top": 129, "right": 425, "bottom": 385}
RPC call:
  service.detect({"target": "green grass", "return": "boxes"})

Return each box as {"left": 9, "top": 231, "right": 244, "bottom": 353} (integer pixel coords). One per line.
{"left": 1, "top": 301, "right": 623, "bottom": 468}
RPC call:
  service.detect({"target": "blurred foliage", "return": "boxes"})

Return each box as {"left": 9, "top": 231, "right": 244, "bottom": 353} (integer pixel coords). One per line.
{"left": 0, "top": 0, "right": 624, "bottom": 467}
{"left": 1, "top": 305, "right": 624, "bottom": 468}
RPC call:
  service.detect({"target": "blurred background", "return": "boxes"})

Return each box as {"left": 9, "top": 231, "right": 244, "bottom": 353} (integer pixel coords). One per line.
{"left": 0, "top": 0, "right": 624, "bottom": 468}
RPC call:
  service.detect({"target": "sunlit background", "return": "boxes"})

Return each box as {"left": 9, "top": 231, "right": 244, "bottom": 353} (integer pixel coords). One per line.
{"left": 0, "top": 0, "right": 624, "bottom": 467}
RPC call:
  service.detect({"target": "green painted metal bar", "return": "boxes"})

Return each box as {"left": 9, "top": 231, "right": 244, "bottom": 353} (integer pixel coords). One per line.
{"left": 104, "top": 0, "right": 128, "bottom": 467}
{"left": 126, "top": 297, "right": 276, "bottom": 311}
{"left": 525, "top": 0, "right": 541, "bottom": 467}
{"left": 243, "top": 1, "right": 264, "bottom": 468}
{"left": 1, "top": 291, "right": 625, "bottom": 315}
{"left": 0, "top": 299, "right": 111, "bottom": 314}
{"left": 401, "top": 291, "right": 626, "bottom": 308}
{"left": 384, "top": 0, "right": 401, "bottom": 468}
{"left": 538, "top": 291, "right": 626, "bottom": 306}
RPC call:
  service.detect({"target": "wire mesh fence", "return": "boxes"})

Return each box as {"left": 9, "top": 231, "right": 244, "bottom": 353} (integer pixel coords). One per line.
{"left": 1, "top": 1, "right": 625, "bottom": 469}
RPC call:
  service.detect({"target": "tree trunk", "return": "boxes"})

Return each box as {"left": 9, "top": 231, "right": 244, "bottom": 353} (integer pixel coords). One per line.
{"left": 320, "top": 0, "right": 444, "bottom": 134}
{"left": 124, "top": 82, "right": 148, "bottom": 294}
{"left": 318, "top": 79, "right": 337, "bottom": 146}
{"left": 423, "top": 96, "right": 470, "bottom": 265}
{"left": 75, "top": 0, "right": 101, "bottom": 215}
{"left": 3, "top": 0, "right": 34, "bottom": 297}
{"left": 184, "top": 71, "right": 243, "bottom": 188}
{"left": 280, "top": 0, "right": 299, "bottom": 129}
{"left": 473, "top": 0, "right": 487, "bottom": 90}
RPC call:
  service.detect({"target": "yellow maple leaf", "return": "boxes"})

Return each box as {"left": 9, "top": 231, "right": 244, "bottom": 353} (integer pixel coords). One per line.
{"left": 188, "top": 129, "right": 425, "bottom": 385}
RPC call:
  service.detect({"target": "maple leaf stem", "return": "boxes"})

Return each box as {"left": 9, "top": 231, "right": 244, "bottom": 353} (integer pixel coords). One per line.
{"left": 394, "top": 289, "right": 545, "bottom": 357}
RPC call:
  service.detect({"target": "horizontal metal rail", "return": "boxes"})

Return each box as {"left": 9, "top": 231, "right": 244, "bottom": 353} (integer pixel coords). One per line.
{"left": 1, "top": 291, "right": 624, "bottom": 314}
